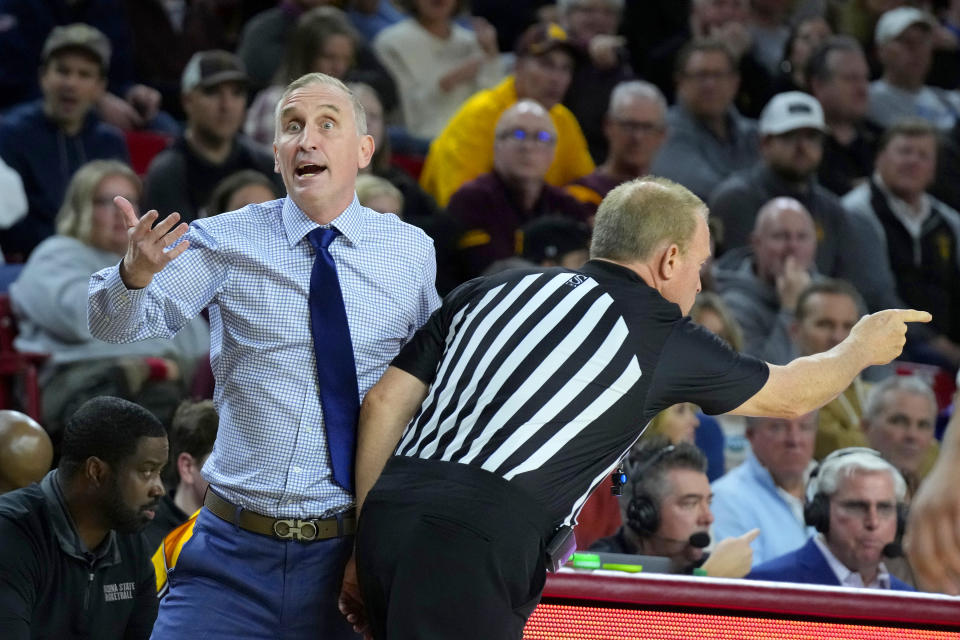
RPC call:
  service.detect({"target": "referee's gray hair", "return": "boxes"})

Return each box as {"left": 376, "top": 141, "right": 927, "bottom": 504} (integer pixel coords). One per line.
{"left": 608, "top": 80, "right": 667, "bottom": 118}
{"left": 557, "top": 0, "right": 624, "bottom": 13}
{"left": 274, "top": 72, "right": 367, "bottom": 141}
{"left": 810, "top": 450, "right": 907, "bottom": 502}
{"left": 591, "top": 176, "right": 708, "bottom": 262}
{"left": 863, "top": 375, "right": 937, "bottom": 423}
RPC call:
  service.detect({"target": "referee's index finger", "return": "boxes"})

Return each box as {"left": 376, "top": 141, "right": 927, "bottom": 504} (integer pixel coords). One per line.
{"left": 892, "top": 309, "right": 932, "bottom": 323}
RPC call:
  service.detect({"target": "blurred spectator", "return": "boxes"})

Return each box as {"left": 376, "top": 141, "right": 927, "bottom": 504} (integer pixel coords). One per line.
{"left": 373, "top": 0, "right": 503, "bottom": 141}
{"left": 245, "top": 7, "right": 397, "bottom": 150}
{"left": 842, "top": 118, "right": 960, "bottom": 367}
{"left": 868, "top": 7, "right": 960, "bottom": 131}
{"left": 483, "top": 215, "right": 591, "bottom": 275}
{"left": 419, "top": 22, "right": 595, "bottom": 207}
{"left": 747, "top": 0, "right": 792, "bottom": 76}
{"left": 122, "top": 0, "right": 230, "bottom": 120}
{"left": 566, "top": 80, "right": 667, "bottom": 210}
{"left": 591, "top": 438, "right": 757, "bottom": 578}
{"left": 863, "top": 376, "right": 940, "bottom": 498}
{"left": 643, "top": 0, "right": 773, "bottom": 118}
{"left": 710, "top": 91, "right": 894, "bottom": 316}
{"left": 933, "top": 119, "right": 960, "bottom": 212}
{"left": 807, "top": 36, "right": 879, "bottom": 197}
{"left": 790, "top": 279, "right": 873, "bottom": 460}
{"left": 143, "top": 51, "right": 281, "bottom": 223}
{"left": 447, "top": 99, "right": 589, "bottom": 278}
{"left": 649, "top": 39, "right": 759, "bottom": 201}
{"left": 717, "top": 197, "right": 817, "bottom": 365}
{"left": 471, "top": 0, "right": 553, "bottom": 52}
{"left": 9, "top": 161, "right": 210, "bottom": 444}
{"left": 238, "top": 0, "right": 399, "bottom": 110}
{"left": 143, "top": 400, "right": 218, "bottom": 551}
{"left": 645, "top": 403, "right": 701, "bottom": 445}
{"left": 346, "top": 0, "right": 406, "bottom": 42}
{"left": 711, "top": 412, "right": 818, "bottom": 566}
{"left": 0, "top": 156, "right": 27, "bottom": 233}
{"left": 0, "top": 397, "right": 166, "bottom": 638}
{"left": 0, "top": 24, "right": 129, "bottom": 261}
{"left": 355, "top": 173, "right": 404, "bottom": 214}
{"left": 0, "top": 0, "right": 166, "bottom": 133}
{"left": 771, "top": 14, "right": 832, "bottom": 94}
{"left": 691, "top": 291, "right": 744, "bottom": 351}
{"left": 0, "top": 411, "right": 53, "bottom": 495}
{"left": 748, "top": 448, "right": 913, "bottom": 590}
{"left": 558, "top": 0, "right": 634, "bottom": 163}
{"left": 204, "top": 170, "right": 280, "bottom": 217}
{"left": 619, "top": 0, "right": 690, "bottom": 76}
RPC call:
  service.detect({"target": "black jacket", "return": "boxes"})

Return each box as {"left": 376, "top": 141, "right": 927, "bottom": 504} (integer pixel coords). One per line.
{"left": 0, "top": 471, "right": 158, "bottom": 639}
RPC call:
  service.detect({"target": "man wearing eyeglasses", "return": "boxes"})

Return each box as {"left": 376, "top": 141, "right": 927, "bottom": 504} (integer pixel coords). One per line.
{"left": 447, "top": 99, "right": 590, "bottom": 279}
{"left": 747, "top": 448, "right": 913, "bottom": 590}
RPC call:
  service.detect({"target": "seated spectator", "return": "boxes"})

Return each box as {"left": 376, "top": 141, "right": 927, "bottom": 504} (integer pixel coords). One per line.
{"left": 204, "top": 170, "right": 280, "bottom": 218}
{"left": 590, "top": 437, "right": 757, "bottom": 578}
{"left": 558, "top": 0, "right": 633, "bottom": 163}
{"left": 566, "top": 80, "right": 667, "bottom": 211}
{"left": 643, "top": 0, "right": 772, "bottom": 118}
{"left": 863, "top": 376, "right": 940, "bottom": 498}
{"left": 933, "top": 118, "right": 960, "bottom": 213}
{"left": 0, "top": 3, "right": 166, "bottom": 133}
{"left": 746, "top": 0, "right": 792, "bottom": 77}
{"left": 447, "top": 99, "right": 589, "bottom": 278}
{"left": 712, "top": 413, "right": 818, "bottom": 566}
{"left": 246, "top": 7, "right": 396, "bottom": 151}
{"left": 691, "top": 291, "right": 743, "bottom": 352}
{"left": 121, "top": 0, "right": 230, "bottom": 120}
{"left": 0, "top": 24, "right": 129, "bottom": 261}
{"left": 483, "top": 216, "right": 591, "bottom": 275}
{"left": 144, "top": 400, "right": 218, "bottom": 551}
{"left": 644, "top": 403, "right": 700, "bottom": 445}
{"left": 373, "top": 0, "right": 503, "bottom": 141}
{"left": 649, "top": 39, "right": 759, "bottom": 201}
{"left": 842, "top": 118, "right": 960, "bottom": 367}
{"left": 716, "top": 197, "right": 817, "bottom": 365}
{"left": 0, "top": 397, "right": 166, "bottom": 637}
{"left": 748, "top": 447, "right": 913, "bottom": 591}
{"left": 770, "top": 15, "right": 832, "bottom": 95}
{"left": 356, "top": 174, "right": 404, "bottom": 214}
{"left": 143, "top": 51, "right": 282, "bottom": 223}
{"left": 790, "top": 280, "right": 873, "bottom": 461}
{"left": 346, "top": 0, "right": 406, "bottom": 42}
{"left": 0, "top": 155, "right": 27, "bottom": 234}
{"left": 237, "top": 0, "right": 398, "bottom": 109}
{"left": 0, "top": 411, "right": 53, "bottom": 495}
{"left": 419, "top": 22, "right": 595, "bottom": 207}
{"left": 710, "top": 91, "right": 893, "bottom": 315}
{"left": 807, "top": 36, "right": 879, "bottom": 197}
{"left": 9, "top": 161, "right": 210, "bottom": 443}
{"left": 868, "top": 7, "right": 960, "bottom": 131}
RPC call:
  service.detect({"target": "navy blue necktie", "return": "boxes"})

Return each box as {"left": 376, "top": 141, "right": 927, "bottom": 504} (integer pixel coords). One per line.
{"left": 307, "top": 227, "right": 359, "bottom": 492}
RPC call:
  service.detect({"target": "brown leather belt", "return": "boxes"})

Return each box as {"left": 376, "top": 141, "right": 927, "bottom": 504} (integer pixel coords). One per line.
{"left": 204, "top": 490, "right": 356, "bottom": 542}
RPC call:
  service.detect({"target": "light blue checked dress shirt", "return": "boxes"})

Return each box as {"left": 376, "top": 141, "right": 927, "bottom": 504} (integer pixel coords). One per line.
{"left": 89, "top": 195, "right": 440, "bottom": 518}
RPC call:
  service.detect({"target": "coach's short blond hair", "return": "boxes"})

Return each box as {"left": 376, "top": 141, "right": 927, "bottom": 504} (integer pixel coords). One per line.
{"left": 591, "top": 176, "right": 707, "bottom": 262}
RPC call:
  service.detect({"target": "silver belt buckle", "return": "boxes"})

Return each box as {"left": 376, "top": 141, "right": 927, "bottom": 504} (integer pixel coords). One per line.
{"left": 273, "top": 518, "right": 319, "bottom": 541}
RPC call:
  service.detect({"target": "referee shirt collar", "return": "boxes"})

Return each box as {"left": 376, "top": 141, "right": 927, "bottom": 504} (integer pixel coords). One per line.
{"left": 579, "top": 259, "right": 644, "bottom": 283}
{"left": 281, "top": 193, "right": 367, "bottom": 247}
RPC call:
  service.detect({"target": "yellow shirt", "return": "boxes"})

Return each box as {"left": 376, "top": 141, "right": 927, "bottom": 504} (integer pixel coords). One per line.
{"left": 419, "top": 76, "right": 595, "bottom": 207}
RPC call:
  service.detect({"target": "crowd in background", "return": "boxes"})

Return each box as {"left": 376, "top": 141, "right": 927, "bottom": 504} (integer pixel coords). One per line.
{"left": 2, "top": 0, "right": 960, "bottom": 622}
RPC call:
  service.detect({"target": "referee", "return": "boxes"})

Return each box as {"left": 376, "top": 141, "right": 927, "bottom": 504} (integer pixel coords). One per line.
{"left": 340, "top": 177, "right": 930, "bottom": 639}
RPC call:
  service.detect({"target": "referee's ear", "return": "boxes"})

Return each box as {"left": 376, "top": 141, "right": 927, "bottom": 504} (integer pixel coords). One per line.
{"left": 657, "top": 243, "right": 681, "bottom": 280}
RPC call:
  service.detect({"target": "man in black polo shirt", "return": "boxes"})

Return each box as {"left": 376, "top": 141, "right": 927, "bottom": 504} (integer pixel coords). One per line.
{"left": 0, "top": 396, "right": 167, "bottom": 639}
{"left": 341, "top": 176, "right": 928, "bottom": 639}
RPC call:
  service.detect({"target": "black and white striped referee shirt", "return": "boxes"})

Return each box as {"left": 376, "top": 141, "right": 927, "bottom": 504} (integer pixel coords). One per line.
{"left": 391, "top": 260, "right": 768, "bottom": 527}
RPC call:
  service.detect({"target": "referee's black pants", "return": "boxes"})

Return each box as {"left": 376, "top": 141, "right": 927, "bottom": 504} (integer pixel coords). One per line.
{"left": 356, "top": 456, "right": 556, "bottom": 639}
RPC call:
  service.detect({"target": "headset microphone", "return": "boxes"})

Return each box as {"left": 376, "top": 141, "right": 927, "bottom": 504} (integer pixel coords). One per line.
{"left": 688, "top": 532, "right": 710, "bottom": 549}
{"left": 882, "top": 541, "right": 902, "bottom": 558}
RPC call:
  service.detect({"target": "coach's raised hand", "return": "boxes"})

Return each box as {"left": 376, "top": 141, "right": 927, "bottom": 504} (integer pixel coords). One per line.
{"left": 115, "top": 196, "right": 191, "bottom": 289}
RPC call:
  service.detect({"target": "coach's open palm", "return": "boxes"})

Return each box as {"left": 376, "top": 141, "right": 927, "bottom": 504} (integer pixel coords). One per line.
{"left": 116, "top": 196, "right": 190, "bottom": 289}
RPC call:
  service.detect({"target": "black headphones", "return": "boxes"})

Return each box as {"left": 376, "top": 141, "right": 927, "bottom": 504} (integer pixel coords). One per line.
{"left": 625, "top": 444, "right": 676, "bottom": 538}
{"left": 803, "top": 447, "right": 907, "bottom": 539}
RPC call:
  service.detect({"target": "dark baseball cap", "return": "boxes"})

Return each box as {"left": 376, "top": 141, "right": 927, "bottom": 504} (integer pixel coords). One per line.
{"left": 514, "top": 22, "right": 579, "bottom": 60}
{"left": 42, "top": 23, "right": 111, "bottom": 71}
{"left": 181, "top": 50, "right": 249, "bottom": 94}
{"left": 521, "top": 217, "right": 591, "bottom": 264}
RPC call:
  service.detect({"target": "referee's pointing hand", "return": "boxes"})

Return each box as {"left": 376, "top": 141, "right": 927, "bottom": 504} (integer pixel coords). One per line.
{"left": 848, "top": 308, "right": 932, "bottom": 367}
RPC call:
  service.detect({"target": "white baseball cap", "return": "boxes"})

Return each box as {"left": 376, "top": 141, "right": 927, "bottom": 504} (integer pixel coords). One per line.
{"left": 875, "top": 7, "right": 936, "bottom": 46}
{"left": 759, "top": 91, "right": 826, "bottom": 136}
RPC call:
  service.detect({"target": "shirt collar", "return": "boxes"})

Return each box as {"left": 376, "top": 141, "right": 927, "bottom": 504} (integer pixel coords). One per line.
{"left": 813, "top": 533, "right": 892, "bottom": 589}
{"left": 281, "top": 194, "right": 367, "bottom": 248}
{"left": 873, "top": 172, "right": 931, "bottom": 237}
{"left": 41, "top": 470, "right": 121, "bottom": 565}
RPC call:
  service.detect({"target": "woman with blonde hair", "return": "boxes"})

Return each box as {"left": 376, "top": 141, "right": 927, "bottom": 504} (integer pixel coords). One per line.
{"left": 9, "top": 160, "right": 209, "bottom": 443}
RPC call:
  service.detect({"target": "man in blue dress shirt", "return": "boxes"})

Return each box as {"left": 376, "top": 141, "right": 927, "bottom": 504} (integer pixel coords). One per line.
{"left": 88, "top": 72, "right": 440, "bottom": 639}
